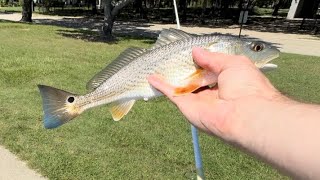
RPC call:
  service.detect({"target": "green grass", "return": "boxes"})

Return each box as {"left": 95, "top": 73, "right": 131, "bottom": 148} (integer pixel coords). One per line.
{"left": 253, "top": 7, "right": 289, "bottom": 17}
{"left": 2, "top": 21, "right": 319, "bottom": 180}
{"left": 0, "top": 6, "right": 93, "bottom": 16}
{"left": 0, "top": 6, "right": 22, "bottom": 13}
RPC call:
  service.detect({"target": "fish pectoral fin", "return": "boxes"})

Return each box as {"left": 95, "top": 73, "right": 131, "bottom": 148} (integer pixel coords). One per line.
{"left": 174, "top": 69, "right": 217, "bottom": 96}
{"left": 174, "top": 83, "right": 202, "bottom": 95}
{"left": 109, "top": 100, "right": 136, "bottom": 121}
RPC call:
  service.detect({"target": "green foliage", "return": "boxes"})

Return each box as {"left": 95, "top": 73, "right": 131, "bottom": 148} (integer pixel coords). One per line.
{"left": 0, "top": 0, "right": 20, "bottom": 6}
{"left": 253, "top": 7, "right": 289, "bottom": 16}
{"left": 2, "top": 21, "right": 317, "bottom": 180}
{"left": 255, "top": 0, "right": 292, "bottom": 8}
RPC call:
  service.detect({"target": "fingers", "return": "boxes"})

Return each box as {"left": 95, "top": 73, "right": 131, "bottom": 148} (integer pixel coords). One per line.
{"left": 192, "top": 47, "right": 254, "bottom": 74}
{"left": 147, "top": 75, "right": 175, "bottom": 98}
{"left": 147, "top": 75, "right": 197, "bottom": 105}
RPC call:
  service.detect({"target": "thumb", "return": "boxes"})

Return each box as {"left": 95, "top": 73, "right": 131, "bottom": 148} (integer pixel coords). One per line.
{"left": 192, "top": 47, "right": 254, "bottom": 75}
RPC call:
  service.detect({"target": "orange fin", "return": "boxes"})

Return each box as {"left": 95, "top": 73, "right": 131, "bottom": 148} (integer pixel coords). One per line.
{"left": 174, "top": 69, "right": 216, "bottom": 96}
{"left": 109, "top": 100, "right": 135, "bottom": 121}
{"left": 174, "top": 83, "right": 202, "bottom": 95}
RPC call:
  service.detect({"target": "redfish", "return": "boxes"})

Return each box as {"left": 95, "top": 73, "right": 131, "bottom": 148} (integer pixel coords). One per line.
{"left": 38, "top": 28, "right": 279, "bottom": 129}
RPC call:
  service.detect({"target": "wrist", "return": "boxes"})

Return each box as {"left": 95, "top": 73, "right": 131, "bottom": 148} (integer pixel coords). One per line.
{"left": 231, "top": 95, "right": 320, "bottom": 179}
{"left": 229, "top": 93, "right": 291, "bottom": 151}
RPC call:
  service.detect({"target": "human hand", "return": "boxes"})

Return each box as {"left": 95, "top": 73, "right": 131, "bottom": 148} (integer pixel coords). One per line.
{"left": 149, "top": 48, "right": 320, "bottom": 179}
{"left": 148, "top": 47, "right": 282, "bottom": 142}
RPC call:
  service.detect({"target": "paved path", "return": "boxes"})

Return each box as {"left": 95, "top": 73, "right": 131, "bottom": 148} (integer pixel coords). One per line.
{"left": 0, "top": 12, "right": 319, "bottom": 180}
{"left": 0, "top": 146, "right": 46, "bottom": 180}
{"left": 1, "top": 12, "right": 319, "bottom": 56}
{"left": 144, "top": 24, "right": 320, "bottom": 57}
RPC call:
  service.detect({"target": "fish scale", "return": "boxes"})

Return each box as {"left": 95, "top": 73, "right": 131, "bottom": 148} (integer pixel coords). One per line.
{"left": 38, "top": 28, "right": 280, "bottom": 129}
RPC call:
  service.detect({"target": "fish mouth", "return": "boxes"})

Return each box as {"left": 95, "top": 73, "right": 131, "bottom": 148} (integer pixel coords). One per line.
{"left": 255, "top": 53, "right": 279, "bottom": 68}
{"left": 260, "top": 63, "right": 278, "bottom": 72}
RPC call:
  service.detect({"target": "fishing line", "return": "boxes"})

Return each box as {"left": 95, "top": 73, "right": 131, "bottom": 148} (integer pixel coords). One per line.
{"left": 172, "top": 1, "right": 205, "bottom": 179}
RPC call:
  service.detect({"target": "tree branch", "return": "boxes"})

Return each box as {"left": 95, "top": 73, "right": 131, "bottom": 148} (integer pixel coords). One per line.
{"left": 111, "top": 0, "right": 134, "bottom": 17}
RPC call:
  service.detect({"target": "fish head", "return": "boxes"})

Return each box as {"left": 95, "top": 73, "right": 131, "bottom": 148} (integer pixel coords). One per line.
{"left": 241, "top": 40, "right": 280, "bottom": 68}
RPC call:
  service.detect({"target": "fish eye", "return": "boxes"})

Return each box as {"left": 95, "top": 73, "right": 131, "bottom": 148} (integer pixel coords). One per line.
{"left": 67, "top": 96, "right": 75, "bottom": 103}
{"left": 251, "top": 42, "right": 264, "bottom": 52}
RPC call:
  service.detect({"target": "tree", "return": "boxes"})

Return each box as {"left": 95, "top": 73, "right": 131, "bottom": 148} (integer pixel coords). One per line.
{"left": 272, "top": 0, "right": 291, "bottom": 16}
{"left": 201, "top": 0, "right": 208, "bottom": 24}
{"left": 135, "top": 0, "right": 148, "bottom": 19}
{"left": 21, "top": 0, "right": 32, "bottom": 22}
{"left": 91, "top": 0, "right": 97, "bottom": 14}
{"left": 179, "top": 0, "right": 187, "bottom": 23}
{"left": 102, "top": 0, "right": 135, "bottom": 40}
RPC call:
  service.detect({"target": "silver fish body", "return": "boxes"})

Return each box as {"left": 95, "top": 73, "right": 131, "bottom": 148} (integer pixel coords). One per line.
{"left": 38, "top": 29, "right": 280, "bottom": 129}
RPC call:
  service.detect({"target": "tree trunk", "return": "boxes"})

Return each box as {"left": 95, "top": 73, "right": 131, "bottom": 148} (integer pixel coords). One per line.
{"left": 135, "top": 0, "right": 147, "bottom": 19}
{"left": 91, "top": 0, "right": 97, "bottom": 14}
{"left": 312, "top": 0, "right": 320, "bottom": 34}
{"left": 21, "top": 0, "right": 32, "bottom": 22}
{"left": 201, "top": 0, "right": 208, "bottom": 24}
{"left": 221, "top": 0, "right": 231, "bottom": 18}
{"left": 102, "top": 0, "right": 134, "bottom": 40}
{"left": 102, "top": 17, "right": 115, "bottom": 40}
{"left": 272, "top": 0, "right": 281, "bottom": 16}
{"left": 157, "top": 0, "right": 163, "bottom": 8}
{"left": 102, "top": 0, "right": 114, "bottom": 40}
{"left": 179, "top": 0, "right": 187, "bottom": 23}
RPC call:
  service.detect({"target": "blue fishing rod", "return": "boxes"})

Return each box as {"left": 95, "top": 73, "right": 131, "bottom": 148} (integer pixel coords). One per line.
{"left": 172, "top": 1, "right": 205, "bottom": 179}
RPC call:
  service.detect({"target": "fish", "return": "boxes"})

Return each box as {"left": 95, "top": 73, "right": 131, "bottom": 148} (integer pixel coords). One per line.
{"left": 38, "top": 28, "right": 280, "bottom": 129}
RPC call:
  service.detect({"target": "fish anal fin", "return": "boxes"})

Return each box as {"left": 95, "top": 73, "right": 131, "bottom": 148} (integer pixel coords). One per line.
{"left": 109, "top": 100, "right": 136, "bottom": 121}
{"left": 174, "top": 69, "right": 216, "bottom": 96}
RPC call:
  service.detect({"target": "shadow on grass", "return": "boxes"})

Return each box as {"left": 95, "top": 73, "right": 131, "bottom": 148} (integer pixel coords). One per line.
{"left": 55, "top": 26, "right": 281, "bottom": 51}
{"left": 0, "top": 19, "right": 17, "bottom": 23}
{"left": 35, "top": 15, "right": 319, "bottom": 37}
{"left": 244, "top": 17, "right": 319, "bottom": 36}
{"left": 0, "top": 11, "right": 16, "bottom": 14}
{"left": 56, "top": 26, "right": 157, "bottom": 44}
{"left": 37, "top": 8, "right": 94, "bottom": 17}
{"left": 50, "top": 17, "right": 282, "bottom": 47}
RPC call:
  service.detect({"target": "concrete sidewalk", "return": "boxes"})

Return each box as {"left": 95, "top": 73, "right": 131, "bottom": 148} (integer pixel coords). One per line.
{"left": 0, "top": 146, "right": 46, "bottom": 180}
{"left": 140, "top": 24, "right": 320, "bottom": 57}
{"left": 1, "top": 13, "right": 319, "bottom": 56}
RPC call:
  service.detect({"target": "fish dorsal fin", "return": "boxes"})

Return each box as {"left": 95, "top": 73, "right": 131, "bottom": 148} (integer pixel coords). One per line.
{"left": 152, "top": 28, "right": 194, "bottom": 49}
{"left": 109, "top": 100, "right": 136, "bottom": 121}
{"left": 86, "top": 47, "right": 147, "bottom": 91}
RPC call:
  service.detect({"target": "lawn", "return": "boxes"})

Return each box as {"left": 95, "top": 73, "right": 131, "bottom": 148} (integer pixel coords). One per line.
{"left": 0, "top": 6, "right": 22, "bottom": 13}
{"left": 253, "top": 7, "right": 289, "bottom": 17}
{"left": 1, "top": 21, "right": 320, "bottom": 179}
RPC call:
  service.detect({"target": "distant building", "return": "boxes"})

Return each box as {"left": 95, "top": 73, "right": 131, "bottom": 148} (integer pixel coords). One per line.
{"left": 64, "top": 0, "right": 79, "bottom": 5}
{"left": 97, "top": 0, "right": 102, "bottom": 9}
{"left": 287, "top": 0, "right": 320, "bottom": 19}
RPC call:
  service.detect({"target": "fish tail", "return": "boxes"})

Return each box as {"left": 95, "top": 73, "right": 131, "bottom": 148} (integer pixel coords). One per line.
{"left": 38, "top": 85, "right": 82, "bottom": 129}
